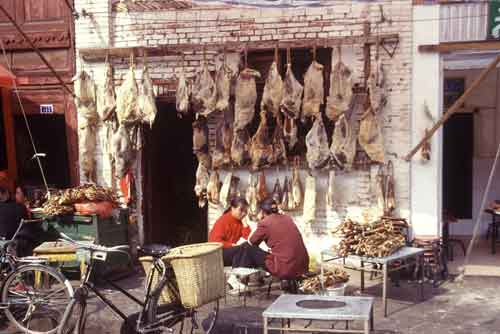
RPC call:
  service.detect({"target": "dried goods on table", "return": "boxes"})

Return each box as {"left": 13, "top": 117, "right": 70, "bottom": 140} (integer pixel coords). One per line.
{"left": 332, "top": 218, "right": 406, "bottom": 258}
{"left": 245, "top": 173, "right": 259, "bottom": 219}
{"left": 283, "top": 115, "right": 298, "bottom": 151}
{"left": 358, "top": 107, "right": 385, "bottom": 164}
{"left": 302, "top": 61, "right": 324, "bottom": 122}
{"left": 291, "top": 165, "right": 302, "bottom": 210}
{"left": 280, "top": 62, "right": 303, "bottom": 120}
{"left": 261, "top": 61, "right": 283, "bottom": 118}
{"left": 301, "top": 269, "right": 349, "bottom": 294}
{"left": 176, "top": 68, "right": 191, "bottom": 118}
{"left": 250, "top": 111, "right": 274, "bottom": 170}
{"left": 191, "top": 63, "right": 216, "bottom": 117}
{"left": 234, "top": 68, "right": 260, "bottom": 131}
{"left": 194, "top": 162, "right": 209, "bottom": 208}
{"left": 256, "top": 170, "right": 268, "bottom": 204}
{"left": 302, "top": 174, "right": 316, "bottom": 223}
{"left": 306, "top": 116, "right": 330, "bottom": 170}
{"left": 271, "top": 178, "right": 283, "bottom": 205}
{"left": 330, "top": 114, "right": 356, "bottom": 171}
{"left": 207, "top": 170, "right": 220, "bottom": 205}
{"left": 326, "top": 170, "right": 336, "bottom": 209}
{"left": 368, "top": 58, "right": 387, "bottom": 114}
{"left": 325, "top": 47, "right": 353, "bottom": 121}
{"left": 74, "top": 69, "right": 98, "bottom": 183}
{"left": 231, "top": 129, "right": 251, "bottom": 167}
{"left": 138, "top": 63, "right": 158, "bottom": 128}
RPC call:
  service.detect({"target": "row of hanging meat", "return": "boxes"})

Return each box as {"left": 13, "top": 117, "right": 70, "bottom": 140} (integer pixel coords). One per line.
{"left": 177, "top": 47, "right": 388, "bottom": 173}
{"left": 73, "top": 58, "right": 157, "bottom": 185}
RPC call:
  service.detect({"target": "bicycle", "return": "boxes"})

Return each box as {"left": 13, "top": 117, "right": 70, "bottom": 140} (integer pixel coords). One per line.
{"left": 0, "top": 218, "right": 74, "bottom": 334}
{"left": 56, "top": 235, "right": 220, "bottom": 334}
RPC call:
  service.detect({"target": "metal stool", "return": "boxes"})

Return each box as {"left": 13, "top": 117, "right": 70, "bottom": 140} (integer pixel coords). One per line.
{"left": 412, "top": 237, "right": 448, "bottom": 287}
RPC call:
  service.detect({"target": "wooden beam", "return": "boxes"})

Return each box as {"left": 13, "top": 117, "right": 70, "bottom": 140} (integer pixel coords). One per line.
{"left": 403, "top": 55, "right": 500, "bottom": 161}
{"left": 419, "top": 40, "right": 500, "bottom": 53}
{"left": 2, "top": 87, "right": 17, "bottom": 191}
{"left": 79, "top": 34, "right": 399, "bottom": 61}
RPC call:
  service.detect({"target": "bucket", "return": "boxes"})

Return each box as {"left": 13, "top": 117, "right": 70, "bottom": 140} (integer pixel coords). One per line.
{"left": 324, "top": 283, "right": 346, "bottom": 296}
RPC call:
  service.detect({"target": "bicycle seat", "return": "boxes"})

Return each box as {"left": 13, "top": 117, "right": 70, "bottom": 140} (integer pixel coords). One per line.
{"left": 139, "top": 244, "right": 171, "bottom": 258}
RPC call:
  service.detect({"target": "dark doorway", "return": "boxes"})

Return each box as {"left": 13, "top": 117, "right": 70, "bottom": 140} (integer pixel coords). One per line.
{"left": 14, "top": 115, "right": 70, "bottom": 188}
{"left": 442, "top": 113, "right": 473, "bottom": 219}
{"left": 142, "top": 102, "right": 206, "bottom": 246}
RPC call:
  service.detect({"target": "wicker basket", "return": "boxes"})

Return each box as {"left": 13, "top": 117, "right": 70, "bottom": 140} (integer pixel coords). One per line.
{"left": 164, "top": 242, "right": 224, "bottom": 308}
{"left": 138, "top": 256, "right": 179, "bottom": 305}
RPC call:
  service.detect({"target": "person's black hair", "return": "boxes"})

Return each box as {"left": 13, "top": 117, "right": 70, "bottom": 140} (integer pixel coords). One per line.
{"left": 223, "top": 196, "right": 249, "bottom": 214}
{"left": 259, "top": 197, "right": 279, "bottom": 215}
{"left": 0, "top": 186, "right": 10, "bottom": 203}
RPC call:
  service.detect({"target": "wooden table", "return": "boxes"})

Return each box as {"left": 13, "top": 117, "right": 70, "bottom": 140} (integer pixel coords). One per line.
{"left": 484, "top": 209, "right": 500, "bottom": 254}
{"left": 33, "top": 241, "right": 90, "bottom": 281}
{"left": 320, "top": 247, "right": 425, "bottom": 317}
{"left": 263, "top": 294, "right": 374, "bottom": 334}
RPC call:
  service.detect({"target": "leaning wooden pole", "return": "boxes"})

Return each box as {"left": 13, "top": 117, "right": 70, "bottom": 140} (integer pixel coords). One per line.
{"left": 404, "top": 55, "right": 500, "bottom": 161}
{"left": 0, "top": 4, "right": 76, "bottom": 98}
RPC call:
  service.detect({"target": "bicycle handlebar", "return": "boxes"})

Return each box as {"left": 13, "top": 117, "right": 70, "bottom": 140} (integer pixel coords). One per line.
{"left": 58, "top": 232, "right": 130, "bottom": 255}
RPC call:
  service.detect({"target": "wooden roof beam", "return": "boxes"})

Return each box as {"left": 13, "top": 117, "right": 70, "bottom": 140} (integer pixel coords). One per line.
{"left": 419, "top": 40, "right": 500, "bottom": 53}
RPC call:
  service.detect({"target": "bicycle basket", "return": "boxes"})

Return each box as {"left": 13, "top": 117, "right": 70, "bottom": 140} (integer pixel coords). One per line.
{"left": 139, "top": 256, "right": 179, "bottom": 305}
{"left": 163, "top": 242, "right": 224, "bottom": 308}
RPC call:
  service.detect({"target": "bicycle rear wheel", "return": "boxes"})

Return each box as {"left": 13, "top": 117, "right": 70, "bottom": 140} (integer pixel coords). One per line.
{"left": 58, "top": 292, "right": 88, "bottom": 334}
{"left": 1, "top": 264, "right": 73, "bottom": 334}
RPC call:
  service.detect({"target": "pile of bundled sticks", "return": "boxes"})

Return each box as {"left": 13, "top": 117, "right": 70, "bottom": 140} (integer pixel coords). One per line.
{"left": 301, "top": 268, "right": 349, "bottom": 294}
{"left": 332, "top": 218, "right": 408, "bottom": 258}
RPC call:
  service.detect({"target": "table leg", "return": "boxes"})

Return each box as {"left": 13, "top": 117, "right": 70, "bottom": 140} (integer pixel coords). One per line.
{"left": 364, "top": 320, "right": 370, "bottom": 334}
{"left": 493, "top": 215, "right": 497, "bottom": 255}
{"left": 360, "top": 261, "right": 365, "bottom": 292}
{"left": 370, "top": 306, "right": 374, "bottom": 331}
{"left": 263, "top": 317, "right": 268, "bottom": 334}
{"left": 419, "top": 255, "right": 424, "bottom": 301}
{"left": 281, "top": 318, "right": 285, "bottom": 334}
{"left": 383, "top": 263, "right": 388, "bottom": 317}
{"left": 320, "top": 253, "right": 325, "bottom": 290}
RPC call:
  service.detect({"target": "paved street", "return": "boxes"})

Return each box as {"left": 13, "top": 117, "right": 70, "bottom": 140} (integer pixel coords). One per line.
{"left": 3, "top": 262, "right": 500, "bottom": 334}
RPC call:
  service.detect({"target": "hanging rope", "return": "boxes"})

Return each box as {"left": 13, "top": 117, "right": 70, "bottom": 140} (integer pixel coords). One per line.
{"left": 0, "top": 39, "right": 50, "bottom": 194}
{"left": 457, "top": 141, "right": 500, "bottom": 282}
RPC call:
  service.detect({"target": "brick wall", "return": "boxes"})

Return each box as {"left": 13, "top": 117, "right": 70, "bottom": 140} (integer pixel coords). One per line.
{"left": 74, "top": 0, "right": 414, "bottom": 257}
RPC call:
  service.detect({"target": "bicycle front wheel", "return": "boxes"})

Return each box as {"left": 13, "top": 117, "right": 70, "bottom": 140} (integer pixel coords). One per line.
{"left": 1, "top": 264, "right": 73, "bottom": 334}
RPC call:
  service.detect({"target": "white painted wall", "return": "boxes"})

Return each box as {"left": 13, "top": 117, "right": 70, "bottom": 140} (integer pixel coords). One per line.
{"left": 411, "top": 5, "right": 442, "bottom": 237}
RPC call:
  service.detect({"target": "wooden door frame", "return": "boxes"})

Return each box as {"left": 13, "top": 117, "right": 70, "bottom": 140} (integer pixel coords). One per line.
{"left": 1, "top": 87, "right": 17, "bottom": 191}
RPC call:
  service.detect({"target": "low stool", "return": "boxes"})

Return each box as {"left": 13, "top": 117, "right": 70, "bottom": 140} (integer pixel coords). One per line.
{"left": 266, "top": 275, "right": 299, "bottom": 297}
{"left": 224, "top": 267, "right": 262, "bottom": 307}
{"left": 412, "top": 237, "right": 448, "bottom": 286}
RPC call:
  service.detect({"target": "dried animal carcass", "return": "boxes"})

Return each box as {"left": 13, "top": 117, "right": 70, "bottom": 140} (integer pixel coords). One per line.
{"left": 192, "top": 116, "right": 210, "bottom": 168}
{"left": 330, "top": 114, "right": 356, "bottom": 171}
{"left": 231, "top": 129, "right": 251, "bottom": 167}
{"left": 291, "top": 166, "right": 303, "bottom": 209}
{"left": 250, "top": 112, "right": 274, "bottom": 170}
{"left": 325, "top": 48, "right": 353, "bottom": 121}
{"left": 245, "top": 174, "right": 259, "bottom": 219}
{"left": 111, "top": 125, "right": 134, "bottom": 180}
{"left": 74, "top": 70, "right": 98, "bottom": 183}
{"left": 220, "top": 172, "right": 240, "bottom": 209}
{"left": 280, "top": 62, "right": 303, "bottom": 120}
{"left": 191, "top": 63, "right": 216, "bottom": 117}
{"left": 271, "top": 178, "right": 283, "bottom": 205}
{"left": 326, "top": 170, "right": 336, "bottom": 209}
{"left": 234, "top": 68, "right": 261, "bottom": 131}
{"left": 207, "top": 170, "right": 220, "bottom": 205}
{"left": 368, "top": 58, "right": 387, "bottom": 114}
{"left": 212, "top": 114, "right": 233, "bottom": 169}
{"left": 261, "top": 61, "right": 283, "bottom": 118}
{"left": 194, "top": 161, "right": 209, "bottom": 208}
{"left": 271, "top": 116, "right": 287, "bottom": 165}
{"left": 116, "top": 64, "right": 142, "bottom": 150}
{"left": 279, "top": 176, "right": 290, "bottom": 211}
{"left": 215, "top": 63, "right": 232, "bottom": 112}
{"left": 305, "top": 116, "right": 330, "bottom": 170}
{"left": 138, "top": 64, "right": 158, "bottom": 128}
{"left": 283, "top": 115, "right": 298, "bottom": 151}
{"left": 302, "top": 61, "right": 324, "bottom": 122}
{"left": 358, "top": 108, "right": 385, "bottom": 164}
{"left": 302, "top": 174, "right": 316, "bottom": 223}
{"left": 256, "top": 170, "right": 268, "bottom": 204}
{"left": 176, "top": 68, "right": 191, "bottom": 118}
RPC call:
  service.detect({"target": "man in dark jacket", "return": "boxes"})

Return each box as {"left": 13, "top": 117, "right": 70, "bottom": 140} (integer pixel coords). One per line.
{"left": 0, "top": 186, "right": 27, "bottom": 241}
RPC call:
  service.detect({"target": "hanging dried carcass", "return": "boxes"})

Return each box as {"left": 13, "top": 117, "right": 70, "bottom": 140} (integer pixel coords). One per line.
{"left": 306, "top": 115, "right": 330, "bottom": 170}
{"left": 220, "top": 172, "right": 240, "bottom": 209}
{"left": 250, "top": 112, "right": 274, "bottom": 170}
{"left": 138, "top": 63, "right": 158, "bottom": 128}
{"left": 291, "top": 165, "right": 303, "bottom": 209}
{"left": 194, "top": 161, "right": 209, "bottom": 208}
{"left": 74, "top": 69, "right": 98, "bottom": 183}
{"left": 111, "top": 124, "right": 134, "bottom": 180}
{"left": 116, "top": 63, "right": 142, "bottom": 150}
{"left": 280, "top": 62, "right": 303, "bottom": 120}
{"left": 192, "top": 116, "right": 211, "bottom": 169}
{"left": 283, "top": 115, "right": 298, "bottom": 151}
{"left": 368, "top": 58, "right": 387, "bottom": 114}
{"left": 271, "top": 116, "right": 287, "bottom": 165}
{"left": 212, "top": 114, "right": 233, "bottom": 169}
{"left": 245, "top": 173, "right": 259, "bottom": 219}
{"left": 215, "top": 62, "right": 232, "bottom": 112}
{"left": 261, "top": 61, "right": 283, "bottom": 118}
{"left": 231, "top": 129, "right": 251, "bottom": 167}
{"left": 279, "top": 175, "right": 290, "bottom": 211}
{"left": 330, "top": 114, "right": 356, "bottom": 171}
{"left": 385, "top": 161, "right": 396, "bottom": 215}
{"left": 303, "top": 174, "right": 316, "bottom": 223}
{"left": 302, "top": 61, "right": 324, "bottom": 122}
{"left": 271, "top": 178, "right": 283, "bottom": 205}
{"left": 358, "top": 107, "right": 385, "bottom": 164}
{"left": 191, "top": 63, "right": 216, "bottom": 117}
{"left": 256, "top": 170, "right": 268, "bottom": 204}
{"left": 326, "top": 170, "right": 336, "bottom": 209}
{"left": 228, "top": 175, "right": 241, "bottom": 203}
{"left": 207, "top": 170, "right": 220, "bottom": 205}
{"left": 98, "top": 61, "right": 118, "bottom": 144}
{"left": 234, "top": 68, "right": 261, "bottom": 131}
{"left": 325, "top": 47, "right": 353, "bottom": 121}
{"left": 176, "top": 68, "right": 191, "bottom": 118}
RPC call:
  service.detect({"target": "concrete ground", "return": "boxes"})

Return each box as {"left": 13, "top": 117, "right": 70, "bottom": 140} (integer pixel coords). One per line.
{"left": 3, "top": 240, "right": 500, "bottom": 334}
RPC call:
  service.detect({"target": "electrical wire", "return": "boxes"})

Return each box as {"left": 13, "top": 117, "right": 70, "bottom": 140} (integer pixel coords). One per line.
{"left": 0, "top": 39, "right": 50, "bottom": 195}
